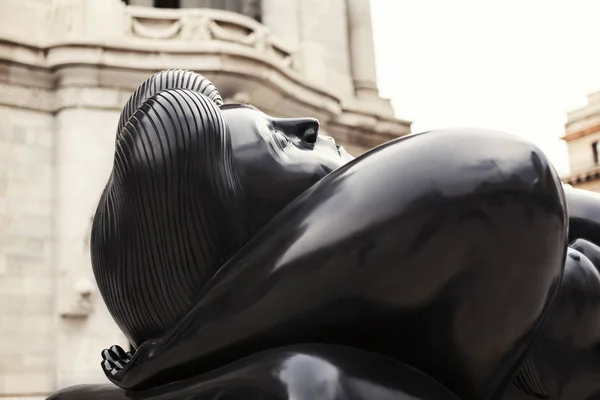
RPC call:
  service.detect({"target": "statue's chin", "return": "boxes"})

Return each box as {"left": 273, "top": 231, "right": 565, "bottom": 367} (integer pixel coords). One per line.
{"left": 338, "top": 146, "right": 355, "bottom": 163}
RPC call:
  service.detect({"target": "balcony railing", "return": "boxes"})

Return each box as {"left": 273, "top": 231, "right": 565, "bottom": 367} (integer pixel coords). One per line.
{"left": 125, "top": 6, "right": 295, "bottom": 69}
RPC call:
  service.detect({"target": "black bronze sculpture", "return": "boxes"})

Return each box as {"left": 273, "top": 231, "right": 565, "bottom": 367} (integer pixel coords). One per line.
{"left": 46, "top": 70, "right": 600, "bottom": 400}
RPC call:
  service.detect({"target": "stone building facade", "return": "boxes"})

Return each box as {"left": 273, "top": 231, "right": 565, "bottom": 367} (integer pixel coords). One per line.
{"left": 0, "top": 0, "right": 410, "bottom": 398}
{"left": 562, "top": 91, "right": 600, "bottom": 191}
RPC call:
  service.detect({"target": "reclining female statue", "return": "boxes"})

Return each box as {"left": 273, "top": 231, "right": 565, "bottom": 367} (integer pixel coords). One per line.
{"left": 48, "top": 69, "right": 580, "bottom": 400}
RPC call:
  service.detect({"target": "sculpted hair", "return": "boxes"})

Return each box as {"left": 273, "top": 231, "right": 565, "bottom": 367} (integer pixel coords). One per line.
{"left": 91, "top": 89, "right": 249, "bottom": 347}
{"left": 116, "top": 69, "right": 224, "bottom": 142}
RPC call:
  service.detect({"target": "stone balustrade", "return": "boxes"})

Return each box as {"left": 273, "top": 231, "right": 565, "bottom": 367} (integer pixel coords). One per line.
{"left": 124, "top": 6, "right": 295, "bottom": 70}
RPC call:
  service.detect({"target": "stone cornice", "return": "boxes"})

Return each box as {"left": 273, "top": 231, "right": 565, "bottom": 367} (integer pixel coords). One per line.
{"left": 0, "top": 82, "right": 55, "bottom": 112}
{"left": 566, "top": 103, "right": 600, "bottom": 129}
{"left": 562, "top": 166, "right": 600, "bottom": 185}
{"left": 0, "top": 38, "right": 343, "bottom": 120}
{"left": 332, "top": 108, "right": 411, "bottom": 140}
{"left": 562, "top": 122, "right": 600, "bottom": 142}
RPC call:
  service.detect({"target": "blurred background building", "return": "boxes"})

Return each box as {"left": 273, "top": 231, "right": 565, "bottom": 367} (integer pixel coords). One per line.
{"left": 0, "top": 0, "right": 410, "bottom": 398}
{"left": 562, "top": 91, "right": 600, "bottom": 191}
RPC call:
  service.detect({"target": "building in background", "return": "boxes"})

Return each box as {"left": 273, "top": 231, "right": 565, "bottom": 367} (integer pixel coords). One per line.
{"left": 0, "top": 0, "right": 410, "bottom": 397}
{"left": 562, "top": 91, "right": 600, "bottom": 191}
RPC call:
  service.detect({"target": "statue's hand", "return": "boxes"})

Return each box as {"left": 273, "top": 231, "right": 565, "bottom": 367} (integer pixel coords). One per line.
{"left": 101, "top": 345, "right": 134, "bottom": 383}
{"left": 100, "top": 341, "right": 160, "bottom": 389}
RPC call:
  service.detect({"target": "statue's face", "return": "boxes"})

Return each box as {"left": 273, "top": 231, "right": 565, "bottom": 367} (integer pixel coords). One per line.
{"left": 222, "top": 105, "right": 354, "bottom": 234}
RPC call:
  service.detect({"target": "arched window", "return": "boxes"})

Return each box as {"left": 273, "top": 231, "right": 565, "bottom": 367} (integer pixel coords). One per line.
{"left": 123, "top": 0, "right": 261, "bottom": 22}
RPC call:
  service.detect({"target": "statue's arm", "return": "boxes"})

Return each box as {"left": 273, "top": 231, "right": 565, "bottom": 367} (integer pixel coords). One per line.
{"left": 58, "top": 345, "right": 461, "bottom": 400}
{"left": 110, "top": 129, "right": 567, "bottom": 400}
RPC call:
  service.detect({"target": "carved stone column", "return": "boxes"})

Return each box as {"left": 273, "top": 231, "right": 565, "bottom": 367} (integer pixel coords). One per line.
{"left": 260, "top": 0, "right": 299, "bottom": 49}
{"left": 346, "top": 0, "right": 379, "bottom": 99}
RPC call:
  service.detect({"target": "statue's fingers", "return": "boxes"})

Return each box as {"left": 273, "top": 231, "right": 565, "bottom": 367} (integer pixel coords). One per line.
{"left": 102, "top": 349, "right": 124, "bottom": 369}
{"left": 102, "top": 359, "right": 116, "bottom": 372}
{"left": 111, "top": 345, "right": 128, "bottom": 361}
{"left": 102, "top": 360, "right": 123, "bottom": 384}
{"left": 101, "top": 349, "right": 113, "bottom": 362}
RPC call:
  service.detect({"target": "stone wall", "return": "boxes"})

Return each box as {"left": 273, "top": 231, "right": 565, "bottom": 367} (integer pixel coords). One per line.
{"left": 296, "top": 0, "right": 355, "bottom": 98}
{"left": 0, "top": 105, "right": 55, "bottom": 396}
{"left": 0, "top": 64, "right": 129, "bottom": 396}
{"left": 572, "top": 179, "right": 600, "bottom": 192}
{"left": 566, "top": 130, "right": 600, "bottom": 174}
{"left": 563, "top": 91, "right": 600, "bottom": 191}
{"left": 565, "top": 90, "right": 600, "bottom": 173}
{"left": 53, "top": 105, "right": 129, "bottom": 388}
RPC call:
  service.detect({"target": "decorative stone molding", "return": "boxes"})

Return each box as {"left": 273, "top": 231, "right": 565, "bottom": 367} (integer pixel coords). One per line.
{"left": 0, "top": 83, "right": 131, "bottom": 113}
{"left": 0, "top": 82, "right": 55, "bottom": 112}
{"left": 132, "top": 17, "right": 183, "bottom": 40}
{"left": 124, "top": 6, "right": 294, "bottom": 69}
{"left": 566, "top": 109, "right": 600, "bottom": 136}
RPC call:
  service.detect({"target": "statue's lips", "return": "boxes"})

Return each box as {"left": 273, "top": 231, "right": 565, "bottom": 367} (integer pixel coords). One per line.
{"left": 325, "top": 135, "right": 353, "bottom": 162}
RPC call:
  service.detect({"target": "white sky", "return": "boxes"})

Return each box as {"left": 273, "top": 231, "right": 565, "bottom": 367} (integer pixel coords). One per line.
{"left": 371, "top": 0, "right": 600, "bottom": 176}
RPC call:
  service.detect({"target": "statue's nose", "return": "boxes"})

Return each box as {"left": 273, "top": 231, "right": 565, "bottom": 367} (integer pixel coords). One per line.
{"left": 273, "top": 117, "right": 319, "bottom": 144}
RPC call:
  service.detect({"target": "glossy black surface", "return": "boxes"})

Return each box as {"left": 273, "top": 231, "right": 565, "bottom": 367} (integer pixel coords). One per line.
{"left": 51, "top": 70, "right": 572, "bottom": 400}
{"left": 565, "top": 188, "right": 600, "bottom": 245}
{"left": 504, "top": 243, "right": 600, "bottom": 400}
{"left": 92, "top": 74, "right": 352, "bottom": 349}
{"left": 222, "top": 104, "right": 354, "bottom": 236}
{"left": 501, "top": 188, "right": 600, "bottom": 400}
{"left": 48, "top": 345, "right": 460, "bottom": 400}
{"left": 97, "top": 94, "right": 566, "bottom": 398}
